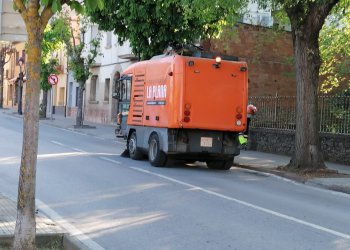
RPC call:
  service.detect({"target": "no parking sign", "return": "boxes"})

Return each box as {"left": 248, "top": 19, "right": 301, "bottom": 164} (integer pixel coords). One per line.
{"left": 48, "top": 74, "right": 59, "bottom": 85}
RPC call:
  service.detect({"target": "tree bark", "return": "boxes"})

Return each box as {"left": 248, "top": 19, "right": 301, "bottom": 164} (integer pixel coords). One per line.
{"left": 287, "top": 28, "right": 325, "bottom": 170}
{"left": 76, "top": 82, "right": 85, "bottom": 127}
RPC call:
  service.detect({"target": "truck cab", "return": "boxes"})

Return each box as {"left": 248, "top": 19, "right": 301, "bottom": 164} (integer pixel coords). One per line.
{"left": 113, "top": 75, "right": 131, "bottom": 138}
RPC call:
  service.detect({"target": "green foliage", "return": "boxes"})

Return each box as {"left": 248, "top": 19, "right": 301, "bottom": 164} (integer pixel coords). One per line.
{"left": 319, "top": 0, "right": 350, "bottom": 93}
{"left": 87, "top": 0, "right": 246, "bottom": 60}
{"left": 38, "top": 0, "right": 104, "bottom": 13}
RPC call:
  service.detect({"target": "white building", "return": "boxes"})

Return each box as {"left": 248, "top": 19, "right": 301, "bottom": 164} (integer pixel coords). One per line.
{"left": 242, "top": 2, "right": 274, "bottom": 27}
{"left": 67, "top": 26, "right": 136, "bottom": 124}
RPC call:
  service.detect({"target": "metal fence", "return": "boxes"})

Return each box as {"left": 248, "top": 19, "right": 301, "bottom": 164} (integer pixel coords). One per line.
{"left": 249, "top": 96, "right": 350, "bottom": 134}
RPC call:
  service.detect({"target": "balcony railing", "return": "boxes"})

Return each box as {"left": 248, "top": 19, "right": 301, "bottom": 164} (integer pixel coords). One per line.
{"left": 249, "top": 96, "right": 350, "bottom": 134}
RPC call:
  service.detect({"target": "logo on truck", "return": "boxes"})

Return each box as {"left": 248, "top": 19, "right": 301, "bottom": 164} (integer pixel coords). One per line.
{"left": 146, "top": 84, "right": 167, "bottom": 105}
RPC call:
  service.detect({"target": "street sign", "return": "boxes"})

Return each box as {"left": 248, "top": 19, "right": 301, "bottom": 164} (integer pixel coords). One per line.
{"left": 48, "top": 74, "right": 59, "bottom": 85}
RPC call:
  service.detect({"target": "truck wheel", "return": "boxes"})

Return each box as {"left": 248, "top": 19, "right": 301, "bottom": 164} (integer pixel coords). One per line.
{"left": 148, "top": 134, "right": 167, "bottom": 167}
{"left": 206, "top": 159, "right": 233, "bottom": 170}
{"left": 128, "top": 132, "right": 143, "bottom": 160}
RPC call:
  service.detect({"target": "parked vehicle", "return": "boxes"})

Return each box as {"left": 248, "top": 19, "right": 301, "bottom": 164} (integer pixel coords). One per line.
{"left": 113, "top": 53, "right": 248, "bottom": 169}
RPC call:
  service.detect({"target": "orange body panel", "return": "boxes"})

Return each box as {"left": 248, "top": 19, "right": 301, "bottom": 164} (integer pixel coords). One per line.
{"left": 124, "top": 55, "right": 248, "bottom": 132}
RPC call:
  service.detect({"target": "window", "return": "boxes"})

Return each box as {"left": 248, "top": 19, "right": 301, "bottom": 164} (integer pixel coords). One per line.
{"left": 15, "top": 51, "right": 19, "bottom": 65}
{"left": 90, "top": 75, "right": 98, "bottom": 101}
{"left": 69, "top": 82, "right": 73, "bottom": 107}
{"left": 21, "top": 50, "right": 26, "bottom": 63}
{"left": 8, "top": 85, "right": 13, "bottom": 101}
{"left": 106, "top": 32, "right": 112, "bottom": 49}
{"left": 91, "top": 25, "right": 98, "bottom": 39}
{"left": 90, "top": 25, "right": 99, "bottom": 50}
{"left": 104, "top": 78, "right": 110, "bottom": 101}
{"left": 75, "top": 87, "right": 79, "bottom": 106}
{"left": 117, "top": 77, "right": 131, "bottom": 101}
{"left": 59, "top": 87, "right": 65, "bottom": 106}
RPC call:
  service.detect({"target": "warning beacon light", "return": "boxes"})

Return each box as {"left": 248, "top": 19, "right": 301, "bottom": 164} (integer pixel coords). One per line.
{"left": 213, "top": 56, "right": 221, "bottom": 68}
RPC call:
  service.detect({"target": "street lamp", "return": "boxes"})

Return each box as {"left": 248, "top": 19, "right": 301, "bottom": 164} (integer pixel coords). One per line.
{"left": 17, "top": 57, "right": 25, "bottom": 115}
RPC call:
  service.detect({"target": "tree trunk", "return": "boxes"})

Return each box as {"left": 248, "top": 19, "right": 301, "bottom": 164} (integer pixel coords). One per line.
{"left": 285, "top": 1, "right": 340, "bottom": 170}
{"left": 13, "top": 27, "right": 43, "bottom": 250}
{"left": 76, "top": 82, "right": 85, "bottom": 127}
{"left": 287, "top": 26, "right": 325, "bottom": 170}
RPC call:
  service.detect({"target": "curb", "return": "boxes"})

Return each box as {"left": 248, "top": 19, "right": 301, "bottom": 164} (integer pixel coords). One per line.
{"left": 234, "top": 164, "right": 307, "bottom": 183}
{"left": 0, "top": 234, "right": 97, "bottom": 250}
{"left": 306, "top": 180, "right": 350, "bottom": 195}
{"left": 63, "top": 234, "right": 91, "bottom": 250}
{"left": 235, "top": 164, "right": 350, "bottom": 195}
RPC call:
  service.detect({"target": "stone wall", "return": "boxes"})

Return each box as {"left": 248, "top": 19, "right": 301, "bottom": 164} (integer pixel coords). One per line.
{"left": 249, "top": 128, "right": 350, "bottom": 165}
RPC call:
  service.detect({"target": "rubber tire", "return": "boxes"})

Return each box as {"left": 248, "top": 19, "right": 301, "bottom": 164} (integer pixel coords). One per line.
{"left": 128, "top": 132, "right": 143, "bottom": 160}
{"left": 206, "top": 159, "right": 233, "bottom": 170}
{"left": 148, "top": 134, "right": 167, "bottom": 167}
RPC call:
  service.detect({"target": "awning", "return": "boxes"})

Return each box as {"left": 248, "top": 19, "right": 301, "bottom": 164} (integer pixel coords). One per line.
{"left": 118, "top": 53, "right": 138, "bottom": 60}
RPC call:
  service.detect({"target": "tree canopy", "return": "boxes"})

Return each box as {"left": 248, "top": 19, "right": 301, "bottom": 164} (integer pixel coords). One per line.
{"left": 88, "top": 0, "right": 246, "bottom": 59}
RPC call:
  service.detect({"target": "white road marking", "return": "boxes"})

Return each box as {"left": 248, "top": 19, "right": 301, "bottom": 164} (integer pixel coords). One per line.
{"left": 50, "top": 140, "right": 123, "bottom": 165}
{"left": 115, "top": 141, "right": 126, "bottom": 145}
{"left": 99, "top": 156, "right": 121, "bottom": 165}
{"left": 51, "top": 140, "right": 65, "bottom": 147}
{"left": 130, "top": 166, "right": 350, "bottom": 240}
{"left": 36, "top": 199, "right": 105, "bottom": 250}
{"left": 71, "top": 148, "right": 86, "bottom": 153}
{"left": 94, "top": 136, "right": 105, "bottom": 140}
{"left": 47, "top": 125, "right": 120, "bottom": 142}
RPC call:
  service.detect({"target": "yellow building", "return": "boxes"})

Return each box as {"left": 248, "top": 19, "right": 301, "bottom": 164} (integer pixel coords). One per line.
{"left": 3, "top": 42, "right": 26, "bottom": 110}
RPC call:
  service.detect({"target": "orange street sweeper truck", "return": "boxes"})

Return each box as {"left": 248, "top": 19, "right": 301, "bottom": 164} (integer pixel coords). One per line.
{"left": 114, "top": 53, "right": 248, "bottom": 170}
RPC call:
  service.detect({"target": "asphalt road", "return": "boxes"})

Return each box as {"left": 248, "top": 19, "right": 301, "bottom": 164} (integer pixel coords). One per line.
{"left": 1, "top": 112, "right": 350, "bottom": 250}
